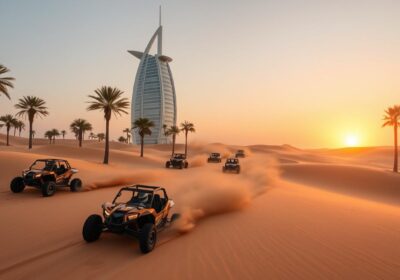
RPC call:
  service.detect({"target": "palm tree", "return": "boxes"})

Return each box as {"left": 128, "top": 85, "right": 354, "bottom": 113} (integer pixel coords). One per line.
{"left": 162, "top": 124, "right": 170, "bottom": 144}
{"left": 166, "top": 125, "right": 180, "bottom": 157}
{"left": 15, "top": 96, "right": 49, "bottom": 149}
{"left": 50, "top": 128, "right": 60, "bottom": 143}
{"left": 82, "top": 126, "right": 92, "bottom": 141}
{"left": 123, "top": 128, "right": 131, "bottom": 143}
{"left": 118, "top": 136, "right": 126, "bottom": 143}
{"left": 133, "top": 118, "right": 154, "bottom": 157}
{"left": 61, "top": 130, "right": 66, "bottom": 139}
{"left": 89, "top": 132, "right": 96, "bottom": 140}
{"left": 97, "top": 133, "right": 105, "bottom": 142}
{"left": 383, "top": 105, "right": 400, "bottom": 172}
{"left": 11, "top": 118, "right": 19, "bottom": 136}
{"left": 162, "top": 124, "right": 168, "bottom": 135}
{"left": 70, "top": 119, "right": 92, "bottom": 147}
{"left": 0, "top": 114, "right": 17, "bottom": 146}
{"left": 87, "top": 86, "right": 129, "bottom": 164}
{"left": 0, "top": 65, "right": 15, "bottom": 100}
{"left": 44, "top": 130, "right": 53, "bottom": 144}
{"left": 71, "top": 126, "right": 79, "bottom": 139}
{"left": 17, "top": 120, "right": 25, "bottom": 137}
{"left": 180, "top": 121, "right": 196, "bottom": 157}
{"left": 32, "top": 130, "right": 36, "bottom": 139}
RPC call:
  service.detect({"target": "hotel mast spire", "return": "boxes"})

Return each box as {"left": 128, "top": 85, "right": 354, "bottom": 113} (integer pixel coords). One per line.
{"left": 158, "top": 5, "right": 162, "bottom": 55}
{"left": 128, "top": 6, "right": 177, "bottom": 144}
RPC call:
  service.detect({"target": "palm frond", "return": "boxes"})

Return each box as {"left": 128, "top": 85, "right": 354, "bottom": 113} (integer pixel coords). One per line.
{"left": 87, "top": 86, "right": 129, "bottom": 120}
{"left": 0, "top": 65, "right": 15, "bottom": 99}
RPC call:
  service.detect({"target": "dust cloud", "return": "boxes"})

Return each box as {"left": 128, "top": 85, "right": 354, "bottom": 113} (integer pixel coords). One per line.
{"left": 175, "top": 156, "right": 280, "bottom": 233}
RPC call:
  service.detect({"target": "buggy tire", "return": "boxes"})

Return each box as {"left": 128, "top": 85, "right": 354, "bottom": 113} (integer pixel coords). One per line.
{"left": 184, "top": 162, "right": 188, "bottom": 168}
{"left": 10, "top": 177, "right": 25, "bottom": 193}
{"left": 170, "top": 213, "right": 181, "bottom": 223}
{"left": 70, "top": 178, "right": 82, "bottom": 192}
{"left": 82, "top": 214, "right": 103, "bottom": 242}
{"left": 139, "top": 223, "right": 157, "bottom": 253}
{"left": 42, "top": 181, "right": 56, "bottom": 197}
{"left": 222, "top": 167, "right": 226, "bottom": 173}
{"left": 165, "top": 161, "right": 170, "bottom": 168}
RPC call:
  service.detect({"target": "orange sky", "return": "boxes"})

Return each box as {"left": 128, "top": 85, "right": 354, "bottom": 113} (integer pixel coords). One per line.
{"left": 1, "top": 0, "right": 399, "bottom": 148}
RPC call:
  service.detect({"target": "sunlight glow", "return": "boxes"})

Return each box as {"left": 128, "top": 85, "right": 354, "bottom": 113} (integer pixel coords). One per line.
{"left": 345, "top": 134, "right": 359, "bottom": 147}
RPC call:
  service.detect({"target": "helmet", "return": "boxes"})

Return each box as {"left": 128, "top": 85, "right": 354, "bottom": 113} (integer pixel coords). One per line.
{"left": 138, "top": 192, "right": 149, "bottom": 203}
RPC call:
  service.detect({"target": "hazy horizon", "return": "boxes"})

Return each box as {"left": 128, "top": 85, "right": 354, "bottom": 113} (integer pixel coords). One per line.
{"left": 1, "top": 0, "right": 399, "bottom": 148}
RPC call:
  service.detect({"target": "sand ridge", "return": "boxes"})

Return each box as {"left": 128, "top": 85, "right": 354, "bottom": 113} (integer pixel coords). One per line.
{"left": 0, "top": 133, "right": 399, "bottom": 279}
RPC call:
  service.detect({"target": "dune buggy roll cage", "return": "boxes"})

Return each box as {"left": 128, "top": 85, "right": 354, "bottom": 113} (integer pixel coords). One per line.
{"left": 29, "top": 159, "right": 71, "bottom": 171}
{"left": 112, "top": 185, "right": 168, "bottom": 206}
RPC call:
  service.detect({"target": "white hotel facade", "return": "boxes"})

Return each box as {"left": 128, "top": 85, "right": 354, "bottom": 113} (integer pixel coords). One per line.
{"left": 128, "top": 13, "right": 177, "bottom": 144}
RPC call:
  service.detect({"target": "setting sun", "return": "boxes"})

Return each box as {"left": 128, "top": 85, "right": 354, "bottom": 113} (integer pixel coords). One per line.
{"left": 345, "top": 134, "right": 359, "bottom": 147}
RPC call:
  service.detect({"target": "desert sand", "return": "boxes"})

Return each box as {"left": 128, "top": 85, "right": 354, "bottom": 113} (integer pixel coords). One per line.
{"left": 0, "top": 133, "right": 399, "bottom": 279}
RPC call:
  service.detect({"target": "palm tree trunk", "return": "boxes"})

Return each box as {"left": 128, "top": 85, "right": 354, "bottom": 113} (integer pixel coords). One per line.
{"left": 28, "top": 119, "right": 33, "bottom": 149}
{"left": 13, "top": 127, "right": 16, "bottom": 136}
{"left": 394, "top": 124, "right": 398, "bottom": 172}
{"left": 6, "top": 125, "right": 10, "bottom": 146}
{"left": 18, "top": 129, "right": 21, "bottom": 137}
{"left": 171, "top": 134, "right": 176, "bottom": 157}
{"left": 104, "top": 119, "right": 110, "bottom": 164}
{"left": 140, "top": 135, "right": 144, "bottom": 157}
{"left": 185, "top": 131, "right": 188, "bottom": 157}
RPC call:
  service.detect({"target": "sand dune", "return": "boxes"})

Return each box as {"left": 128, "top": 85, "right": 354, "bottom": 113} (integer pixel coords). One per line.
{"left": 0, "top": 133, "right": 399, "bottom": 279}
{"left": 282, "top": 163, "right": 400, "bottom": 206}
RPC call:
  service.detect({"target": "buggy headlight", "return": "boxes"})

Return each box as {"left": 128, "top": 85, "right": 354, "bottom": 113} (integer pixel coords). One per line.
{"left": 34, "top": 174, "right": 41, "bottom": 178}
{"left": 104, "top": 210, "right": 110, "bottom": 216}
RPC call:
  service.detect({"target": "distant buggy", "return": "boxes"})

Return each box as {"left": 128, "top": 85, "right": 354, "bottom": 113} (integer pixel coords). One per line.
{"left": 10, "top": 159, "right": 82, "bottom": 197}
{"left": 207, "top": 152, "right": 222, "bottom": 163}
{"left": 82, "top": 185, "right": 179, "bottom": 254}
{"left": 222, "top": 158, "right": 241, "bottom": 174}
{"left": 165, "top": 153, "right": 189, "bottom": 169}
{"left": 235, "top": 149, "right": 246, "bottom": 158}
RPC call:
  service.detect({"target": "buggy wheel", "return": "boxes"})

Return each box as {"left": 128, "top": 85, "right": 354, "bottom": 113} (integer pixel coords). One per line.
{"left": 165, "top": 161, "right": 170, "bottom": 168}
{"left": 184, "top": 162, "right": 189, "bottom": 168}
{"left": 42, "top": 181, "right": 56, "bottom": 197}
{"left": 179, "top": 163, "right": 183, "bottom": 169}
{"left": 222, "top": 167, "right": 226, "bottom": 173}
{"left": 70, "top": 178, "right": 82, "bottom": 192}
{"left": 139, "top": 223, "right": 157, "bottom": 253}
{"left": 82, "top": 214, "right": 103, "bottom": 242}
{"left": 170, "top": 213, "right": 181, "bottom": 223}
{"left": 10, "top": 177, "right": 25, "bottom": 193}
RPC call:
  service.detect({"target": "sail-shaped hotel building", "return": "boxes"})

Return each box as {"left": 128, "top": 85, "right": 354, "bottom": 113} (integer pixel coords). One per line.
{"left": 128, "top": 11, "right": 177, "bottom": 144}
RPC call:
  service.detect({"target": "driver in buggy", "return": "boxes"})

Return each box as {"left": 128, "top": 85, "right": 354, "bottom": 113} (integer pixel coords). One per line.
{"left": 44, "top": 160, "right": 55, "bottom": 171}
{"left": 129, "top": 192, "right": 152, "bottom": 208}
